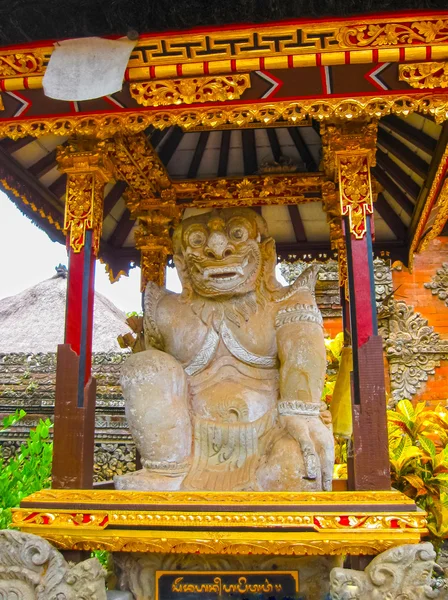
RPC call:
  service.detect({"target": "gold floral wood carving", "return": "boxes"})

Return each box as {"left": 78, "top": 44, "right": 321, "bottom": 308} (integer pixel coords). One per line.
{"left": 338, "top": 154, "right": 374, "bottom": 240}
{"left": 410, "top": 144, "right": 448, "bottom": 264}
{"left": 57, "top": 139, "right": 114, "bottom": 253}
{"left": 336, "top": 20, "right": 448, "bottom": 48}
{"left": 0, "top": 49, "right": 48, "bottom": 77}
{"left": 18, "top": 489, "right": 417, "bottom": 505}
{"left": 399, "top": 62, "right": 448, "bottom": 89}
{"left": 1, "top": 94, "right": 448, "bottom": 143}
{"left": 130, "top": 75, "right": 251, "bottom": 107}
{"left": 173, "top": 175, "right": 324, "bottom": 210}
{"left": 13, "top": 489, "right": 425, "bottom": 556}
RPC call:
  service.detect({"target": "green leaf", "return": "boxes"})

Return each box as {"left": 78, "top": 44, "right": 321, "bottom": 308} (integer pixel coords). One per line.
{"left": 397, "top": 400, "right": 415, "bottom": 421}
{"left": 418, "top": 435, "right": 437, "bottom": 458}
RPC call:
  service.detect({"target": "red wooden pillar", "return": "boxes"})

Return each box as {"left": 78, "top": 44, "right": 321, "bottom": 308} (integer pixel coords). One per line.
{"left": 338, "top": 154, "right": 390, "bottom": 491}
{"left": 52, "top": 140, "right": 112, "bottom": 489}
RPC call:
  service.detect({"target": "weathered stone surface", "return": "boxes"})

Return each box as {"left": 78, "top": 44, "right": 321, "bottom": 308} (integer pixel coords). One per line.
{"left": 0, "top": 529, "right": 107, "bottom": 599}
{"left": 118, "top": 208, "right": 334, "bottom": 492}
{"left": 330, "top": 542, "right": 447, "bottom": 599}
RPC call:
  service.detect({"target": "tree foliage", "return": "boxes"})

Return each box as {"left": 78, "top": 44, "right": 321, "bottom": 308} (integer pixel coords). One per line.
{"left": 0, "top": 409, "right": 53, "bottom": 529}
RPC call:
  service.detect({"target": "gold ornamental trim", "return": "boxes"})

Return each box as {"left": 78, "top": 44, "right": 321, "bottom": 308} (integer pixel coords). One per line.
{"left": 13, "top": 490, "right": 425, "bottom": 556}
{"left": 1, "top": 94, "right": 448, "bottom": 142}
{"left": 13, "top": 509, "right": 426, "bottom": 532}
{"left": 57, "top": 139, "right": 114, "bottom": 253}
{"left": 130, "top": 75, "right": 251, "bottom": 107}
{"left": 0, "top": 48, "right": 49, "bottom": 77}
{"left": 17, "top": 488, "right": 418, "bottom": 505}
{"left": 338, "top": 153, "right": 374, "bottom": 240}
{"left": 0, "top": 177, "right": 63, "bottom": 232}
{"left": 22, "top": 532, "right": 420, "bottom": 556}
{"left": 399, "top": 62, "right": 448, "bottom": 89}
{"left": 410, "top": 143, "right": 448, "bottom": 264}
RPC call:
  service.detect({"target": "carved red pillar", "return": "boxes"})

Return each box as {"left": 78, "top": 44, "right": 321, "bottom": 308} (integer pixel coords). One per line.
{"left": 52, "top": 140, "right": 113, "bottom": 489}
{"left": 322, "top": 122, "right": 390, "bottom": 491}
{"left": 338, "top": 151, "right": 390, "bottom": 491}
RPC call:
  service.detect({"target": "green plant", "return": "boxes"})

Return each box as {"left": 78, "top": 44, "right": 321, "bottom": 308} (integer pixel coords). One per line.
{"left": 0, "top": 409, "right": 53, "bottom": 529}
{"left": 388, "top": 400, "right": 448, "bottom": 552}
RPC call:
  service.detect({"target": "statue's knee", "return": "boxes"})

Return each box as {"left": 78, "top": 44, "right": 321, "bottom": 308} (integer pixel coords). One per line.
{"left": 121, "top": 348, "right": 186, "bottom": 397}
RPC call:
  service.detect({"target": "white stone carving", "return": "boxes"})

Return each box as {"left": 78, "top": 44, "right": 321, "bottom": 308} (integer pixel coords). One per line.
{"left": 0, "top": 529, "right": 107, "bottom": 600}
{"left": 330, "top": 542, "right": 447, "bottom": 600}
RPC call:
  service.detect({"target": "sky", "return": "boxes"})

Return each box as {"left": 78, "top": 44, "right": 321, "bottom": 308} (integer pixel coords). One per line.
{"left": 0, "top": 192, "right": 183, "bottom": 313}
{"left": 0, "top": 192, "right": 287, "bottom": 311}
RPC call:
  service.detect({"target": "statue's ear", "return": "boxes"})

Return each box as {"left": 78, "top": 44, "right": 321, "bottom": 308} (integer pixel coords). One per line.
{"left": 260, "top": 237, "right": 280, "bottom": 292}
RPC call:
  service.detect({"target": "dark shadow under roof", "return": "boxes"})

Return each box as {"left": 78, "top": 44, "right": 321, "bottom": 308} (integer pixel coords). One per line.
{"left": 0, "top": 0, "right": 446, "bottom": 45}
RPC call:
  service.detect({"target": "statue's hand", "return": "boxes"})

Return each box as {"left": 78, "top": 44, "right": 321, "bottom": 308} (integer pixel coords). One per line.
{"left": 280, "top": 412, "right": 334, "bottom": 491}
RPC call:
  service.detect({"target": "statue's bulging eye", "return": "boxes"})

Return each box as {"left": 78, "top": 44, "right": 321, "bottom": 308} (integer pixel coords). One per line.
{"left": 229, "top": 226, "right": 248, "bottom": 242}
{"left": 188, "top": 229, "right": 207, "bottom": 248}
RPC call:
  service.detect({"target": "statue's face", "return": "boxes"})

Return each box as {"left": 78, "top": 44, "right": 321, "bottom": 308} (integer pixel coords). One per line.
{"left": 178, "top": 210, "right": 264, "bottom": 298}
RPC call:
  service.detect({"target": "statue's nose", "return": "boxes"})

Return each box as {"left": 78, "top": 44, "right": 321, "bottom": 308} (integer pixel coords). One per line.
{"left": 205, "top": 231, "right": 233, "bottom": 259}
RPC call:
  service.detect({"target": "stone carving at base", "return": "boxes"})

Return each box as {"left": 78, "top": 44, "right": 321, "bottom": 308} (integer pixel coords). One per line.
{"left": 117, "top": 208, "right": 333, "bottom": 492}
{"left": 0, "top": 529, "right": 107, "bottom": 599}
{"left": 114, "top": 552, "right": 339, "bottom": 600}
{"left": 330, "top": 543, "right": 447, "bottom": 599}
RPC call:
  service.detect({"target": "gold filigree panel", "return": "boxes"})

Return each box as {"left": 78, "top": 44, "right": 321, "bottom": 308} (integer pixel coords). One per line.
{"left": 130, "top": 75, "right": 251, "bottom": 107}
{"left": 336, "top": 20, "right": 448, "bottom": 48}
{"left": 1, "top": 95, "right": 448, "bottom": 142}
{"left": 0, "top": 49, "right": 49, "bottom": 77}
{"left": 57, "top": 139, "right": 114, "bottom": 253}
{"left": 399, "top": 62, "right": 448, "bottom": 89}
{"left": 338, "top": 153, "right": 374, "bottom": 240}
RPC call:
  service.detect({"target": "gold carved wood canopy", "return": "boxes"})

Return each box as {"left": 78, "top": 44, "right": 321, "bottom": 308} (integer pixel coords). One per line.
{"left": 0, "top": 11, "right": 448, "bottom": 277}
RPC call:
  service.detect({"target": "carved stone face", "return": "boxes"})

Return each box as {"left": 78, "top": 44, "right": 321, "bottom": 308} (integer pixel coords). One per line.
{"left": 174, "top": 208, "right": 269, "bottom": 298}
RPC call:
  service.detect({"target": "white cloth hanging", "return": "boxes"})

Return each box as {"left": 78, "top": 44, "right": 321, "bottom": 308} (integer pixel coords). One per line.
{"left": 43, "top": 36, "right": 136, "bottom": 101}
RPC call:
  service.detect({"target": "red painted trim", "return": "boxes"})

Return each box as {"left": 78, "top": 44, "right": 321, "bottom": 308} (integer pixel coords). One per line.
{"left": 427, "top": 46, "right": 432, "bottom": 60}
{"left": 316, "top": 53, "right": 322, "bottom": 66}
{"left": 372, "top": 49, "right": 379, "bottom": 63}
{"left": 349, "top": 234, "right": 375, "bottom": 347}
{"left": 176, "top": 63, "right": 182, "bottom": 76}
{"left": 259, "top": 69, "right": 284, "bottom": 98}
{"left": 149, "top": 65, "right": 156, "bottom": 79}
{"left": 0, "top": 80, "right": 5, "bottom": 92}
{"left": 85, "top": 253, "right": 95, "bottom": 383}
{"left": 1, "top": 10, "right": 446, "bottom": 50}
{"left": 417, "top": 158, "right": 448, "bottom": 239}
{"left": 65, "top": 246, "right": 85, "bottom": 356}
{"left": 345, "top": 51, "right": 351, "bottom": 64}
{"left": 364, "top": 62, "right": 386, "bottom": 91}
{"left": 287, "top": 55, "right": 293, "bottom": 68}
{"left": 230, "top": 59, "right": 237, "bottom": 72}
{"left": 260, "top": 57, "right": 265, "bottom": 70}
{"left": 203, "top": 62, "right": 210, "bottom": 75}
{"left": 399, "top": 47, "right": 405, "bottom": 61}
{"left": 124, "top": 68, "right": 130, "bottom": 82}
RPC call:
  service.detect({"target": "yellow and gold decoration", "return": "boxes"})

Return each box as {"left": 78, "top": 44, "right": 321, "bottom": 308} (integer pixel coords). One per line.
{"left": 56, "top": 139, "right": 114, "bottom": 253}
{"left": 399, "top": 61, "right": 448, "bottom": 89}
{"left": 130, "top": 74, "right": 251, "bottom": 107}
{"left": 13, "top": 489, "right": 426, "bottom": 555}
{"left": 337, "top": 154, "right": 374, "bottom": 240}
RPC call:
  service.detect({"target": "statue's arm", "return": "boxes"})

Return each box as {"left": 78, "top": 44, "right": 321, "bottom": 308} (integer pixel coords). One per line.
{"left": 143, "top": 281, "right": 167, "bottom": 350}
{"left": 275, "top": 273, "right": 334, "bottom": 491}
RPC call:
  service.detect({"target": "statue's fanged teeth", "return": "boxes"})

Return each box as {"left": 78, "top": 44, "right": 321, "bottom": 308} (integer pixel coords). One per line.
{"left": 203, "top": 266, "right": 243, "bottom": 279}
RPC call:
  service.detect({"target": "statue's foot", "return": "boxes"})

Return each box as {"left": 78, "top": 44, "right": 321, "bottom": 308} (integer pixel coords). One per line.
{"left": 114, "top": 468, "right": 186, "bottom": 491}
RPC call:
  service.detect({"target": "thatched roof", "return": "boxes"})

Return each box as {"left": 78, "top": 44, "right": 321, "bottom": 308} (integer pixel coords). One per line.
{"left": 0, "top": 0, "right": 446, "bottom": 45}
{"left": 0, "top": 269, "right": 131, "bottom": 353}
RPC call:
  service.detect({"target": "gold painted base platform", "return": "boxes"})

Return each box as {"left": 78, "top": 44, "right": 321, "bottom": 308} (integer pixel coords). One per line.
{"left": 13, "top": 489, "right": 426, "bottom": 556}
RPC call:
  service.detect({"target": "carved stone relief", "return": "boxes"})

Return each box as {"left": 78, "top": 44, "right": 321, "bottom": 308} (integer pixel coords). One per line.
{"left": 379, "top": 300, "right": 448, "bottom": 404}
{"left": 425, "top": 263, "right": 448, "bottom": 306}
{"left": 0, "top": 529, "right": 107, "bottom": 599}
{"left": 330, "top": 542, "right": 447, "bottom": 599}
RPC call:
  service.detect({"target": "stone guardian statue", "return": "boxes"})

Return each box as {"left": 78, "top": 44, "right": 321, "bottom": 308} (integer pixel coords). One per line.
{"left": 116, "top": 208, "right": 334, "bottom": 492}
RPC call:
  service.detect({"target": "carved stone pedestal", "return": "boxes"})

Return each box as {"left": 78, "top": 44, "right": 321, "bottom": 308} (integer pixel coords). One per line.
{"left": 0, "top": 529, "right": 107, "bottom": 599}
{"left": 330, "top": 543, "right": 447, "bottom": 599}
{"left": 114, "top": 552, "right": 341, "bottom": 600}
